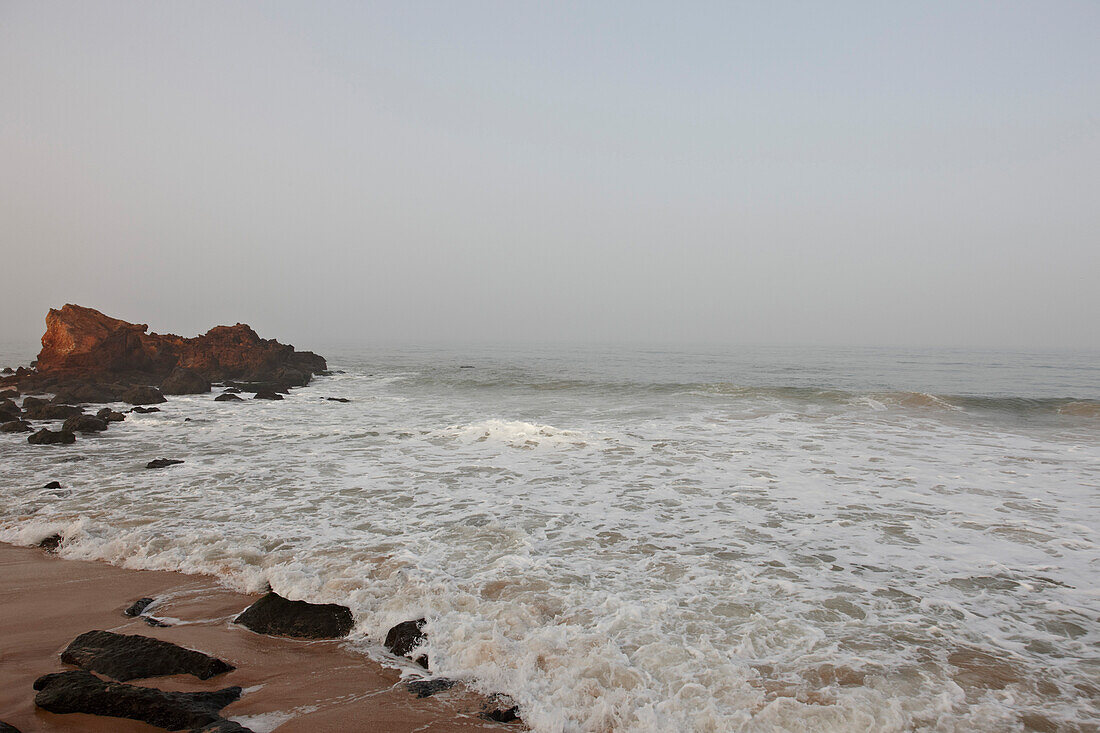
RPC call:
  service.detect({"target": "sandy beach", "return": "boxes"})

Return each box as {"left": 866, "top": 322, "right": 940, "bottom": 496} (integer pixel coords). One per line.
{"left": 0, "top": 543, "right": 514, "bottom": 732}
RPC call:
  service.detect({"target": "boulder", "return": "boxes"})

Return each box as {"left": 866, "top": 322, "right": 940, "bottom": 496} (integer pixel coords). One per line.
{"left": 0, "top": 397, "right": 20, "bottom": 418}
{"left": 160, "top": 367, "right": 211, "bottom": 395}
{"left": 122, "top": 386, "right": 166, "bottom": 405}
{"left": 33, "top": 670, "right": 240, "bottom": 731}
{"left": 25, "top": 403, "right": 84, "bottom": 420}
{"left": 253, "top": 390, "right": 283, "bottom": 401}
{"left": 96, "top": 407, "right": 126, "bottom": 422}
{"left": 28, "top": 428, "right": 76, "bottom": 445}
{"left": 38, "top": 534, "right": 62, "bottom": 552}
{"left": 50, "top": 381, "right": 122, "bottom": 404}
{"left": 214, "top": 393, "right": 242, "bottom": 402}
{"left": 234, "top": 591, "right": 354, "bottom": 639}
{"left": 62, "top": 414, "right": 109, "bottom": 433}
{"left": 44, "top": 481, "right": 62, "bottom": 489}
{"left": 124, "top": 597, "right": 155, "bottom": 617}
{"left": 384, "top": 619, "right": 428, "bottom": 668}
{"left": 130, "top": 406, "right": 161, "bottom": 414}
{"left": 146, "top": 458, "right": 183, "bottom": 469}
{"left": 61, "top": 630, "right": 234, "bottom": 681}
{"left": 1, "top": 420, "right": 31, "bottom": 433}
{"left": 20, "top": 396, "right": 48, "bottom": 411}
{"left": 406, "top": 679, "right": 455, "bottom": 698}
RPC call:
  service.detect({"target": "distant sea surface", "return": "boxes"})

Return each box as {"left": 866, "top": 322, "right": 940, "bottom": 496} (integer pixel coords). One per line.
{"left": 2, "top": 344, "right": 1098, "bottom": 732}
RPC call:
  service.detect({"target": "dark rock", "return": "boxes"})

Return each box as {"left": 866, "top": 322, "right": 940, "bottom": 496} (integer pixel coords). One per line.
{"left": 191, "top": 718, "right": 257, "bottom": 733}
{"left": 21, "top": 396, "right": 48, "bottom": 411}
{"left": 44, "top": 481, "right": 62, "bottom": 489}
{"left": 28, "top": 428, "right": 76, "bottom": 445}
{"left": 325, "top": 397, "right": 350, "bottom": 403}
{"left": 1, "top": 366, "right": 13, "bottom": 373}
{"left": 146, "top": 458, "right": 184, "bottom": 469}
{"left": 161, "top": 367, "right": 211, "bottom": 395}
{"left": 384, "top": 619, "right": 428, "bottom": 668}
{"left": 33, "top": 670, "right": 240, "bottom": 730}
{"left": 0, "top": 397, "right": 20, "bottom": 419}
{"left": 253, "top": 390, "right": 283, "bottom": 400}
{"left": 406, "top": 678, "right": 455, "bottom": 698}
{"left": 25, "top": 403, "right": 84, "bottom": 420}
{"left": 0, "top": 720, "right": 22, "bottom": 732}
{"left": 122, "top": 385, "right": 166, "bottom": 405}
{"left": 50, "top": 381, "right": 122, "bottom": 404}
{"left": 39, "top": 534, "right": 62, "bottom": 552}
{"left": 224, "top": 381, "right": 288, "bottom": 394}
{"left": 234, "top": 591, "right": 354, "bottom": 639}
{"left": 483, "top": 707, "right": 521, "bottom": 723}
{"left": 214, "top": 393, "right": 242, "bottom": 402}
{"left": 124, "top": 597, "right": 155, "bottom": 616}
{"left": 1, "top": 420, "right": 31, "bottom": 433}
{"left": 96, "top": 407, "right": 126, "bottom": 422}
{"left": 145, "top": 617, "right": 171, "bottom": 628}
{"left": 61, "top": 630, "right": 234, "bottom": 681}
{"left": 0, "top": 387, "right": 18, "bottom": 397}
{"left": 62, "top": 414, "right": 109, "bottom": 433}
{"left": 270, "top": 366, "right": 310, "bottom": 387}
{"left": 130, "top": 406, "right": 161, "bottom": 413}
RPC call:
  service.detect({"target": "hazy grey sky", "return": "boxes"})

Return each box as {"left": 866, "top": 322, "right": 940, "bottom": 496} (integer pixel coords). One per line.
{"left": 2, "top": 1, "right": 1097, "bottom": 349}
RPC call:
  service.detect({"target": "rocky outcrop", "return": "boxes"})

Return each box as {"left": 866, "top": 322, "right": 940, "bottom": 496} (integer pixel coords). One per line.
{"left": 28, "top": 428, "right": 75, "bottom": 445}
{"left": 234, "top": 591, "right": 354, "bottom": 639}
{"left": 18, "top": 305, "right": 325, "bottom": 396}
{"left": 33, "top": 670, "right": 241, "bottom": 731}
{"left": 61, "top": 630, "right": 234, "bottom": 681}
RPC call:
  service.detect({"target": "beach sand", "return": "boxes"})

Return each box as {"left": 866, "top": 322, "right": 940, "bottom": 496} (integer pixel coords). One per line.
{"left": 0, "top": 543, "right": 514, "bottom": 732}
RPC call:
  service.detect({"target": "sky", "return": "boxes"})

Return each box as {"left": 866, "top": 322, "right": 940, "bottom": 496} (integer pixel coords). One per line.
{"left": 1, "top": 1, "right": 1098, "bottom": 350}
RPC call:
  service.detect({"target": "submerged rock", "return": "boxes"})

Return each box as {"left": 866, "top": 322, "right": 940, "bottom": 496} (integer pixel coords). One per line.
{"left": 96, "top": 407, "right": 126, "bottom": 422}
{"left": 122, "top": 385, "right": 167, "bottom": 405}
{"left": 223, "top": 381, "right": 288, "bottom": 394}
{"left": 252, "top": 390, "right": 283, "bottom": 401}
{"left": 483, "top": 706, "right": 521, "bottom": 723}
{"left": 61, "top": 414, "right": 109, "bottom": 433}
{"left": 124, "top": 597, "right": 155, "bottom": 617}
{"left": 325, "top": 397, "right": 350, "bottom": 403}
{"left": 130, "top": 406, "right": 161, "bottom": 414}
{"left": 160, "top": 367, "right": 211, "bottom": 395}
{"left": 38, "top": 534, "right": 62, "bottom": 552}
{"left": 384, "top": 619, "right": 429, "bottom": 668}
{"left": 235, "top": 591, "right": 354, "bottom": 639}
{"left": 146, "top": 458, "right": 184, "bottom": 469}
{"left": 33, "top": 670, "right": 240, "bottom": 730}
{"left": 214, "top": 393, "right": 242, "bottom": 402}
{"left": 28, "top": 428, "right": 76, "bottom": 445}
{"left": 61, "top": 630, "right": 234, "bottom": 681}
{"left": 1, "top": 420, "right": 31, "bottom": 433}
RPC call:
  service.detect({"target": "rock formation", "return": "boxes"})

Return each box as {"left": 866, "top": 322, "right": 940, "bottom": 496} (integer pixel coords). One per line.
{"left": 5, "top": 305, "right": 326, "bottom": 399}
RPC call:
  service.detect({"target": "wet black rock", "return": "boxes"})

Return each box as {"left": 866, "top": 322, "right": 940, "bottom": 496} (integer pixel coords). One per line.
{"left": 0, "top": 721, "right": 22, "bottom": 733}
{"left": 406, "top": 678, "right": 455, "bottom": 698}
{"left": 96, "top": 407, "right": 126, "bottom": 422}
{"left": 130, "top": 406, "right": 161, "bottom": 413}
{"left": 252, "top": 390, "right": 283, "bottom": 400}
{"left": 62, "top": 414, "right": 109, "bottom": 433}
{"left": 124, "top": 597, "right": 155, "bottom": 617}
{"left": 145, "top": 617, "right": 171, "bottom": 628}
{"left": 33, "top": 670, "right": 240, "bottom": 730}
{"left": 384, "top": 619, "right": 429, "bottom": 668}
{"left": 121, "top": 385, "right": 167, "bottom": 405}
{"left": 160, "top": 367, "right": 212, "bottom": 395}
{"left": 61, "top": 630, "right": 235, "bottom": 681}
{"left": 146, "top": 458, "right": 184, "bottom": 469}
{"left": 325, "top": 397, "right": 350, "bottom": 403}
{"left": 38, "top": 534, "right": 62, "bottom": 552}
{"left": 25, "top": 403, "right": 84, "bottom": 420}
{"left": 28, "top": 428, "right": 76, "bottom": 445}
{"left": 234, "top": 591, "right": 354, "bottom": 639}
{"left": 1, "top": 420, "right": 31, "bottom": 433}
{"left": 44, "top": 481, "right": 62, "bottom": 489}
{"left": 483, "top": 706, "right": 521, "bottom": 723}
{"left": 214, "top": 393, "right": 242, "bottom": 402}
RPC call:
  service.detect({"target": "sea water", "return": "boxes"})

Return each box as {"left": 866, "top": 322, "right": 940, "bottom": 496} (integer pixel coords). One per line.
{"left": 1, "top": 344, "right": 1097, "bottom": 732}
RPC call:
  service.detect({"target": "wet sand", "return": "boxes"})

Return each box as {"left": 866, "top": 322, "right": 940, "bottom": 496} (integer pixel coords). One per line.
{"left": 0, "top": 543, "right": 514, "bottom": 732}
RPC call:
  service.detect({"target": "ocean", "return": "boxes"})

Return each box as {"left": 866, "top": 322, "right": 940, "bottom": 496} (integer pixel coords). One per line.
{"left": 2, "top": 343, "right": 1098, "bottom": 732}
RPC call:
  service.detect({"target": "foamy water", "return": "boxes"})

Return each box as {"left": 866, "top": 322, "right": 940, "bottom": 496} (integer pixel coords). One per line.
{"left": 2, "top": 345, "right": 1098, "bottom": 731}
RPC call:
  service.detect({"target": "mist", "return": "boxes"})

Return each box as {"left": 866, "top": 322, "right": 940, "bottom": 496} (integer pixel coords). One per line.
{"left": 2, "top": 1, "right": 1098, "bottom": 350}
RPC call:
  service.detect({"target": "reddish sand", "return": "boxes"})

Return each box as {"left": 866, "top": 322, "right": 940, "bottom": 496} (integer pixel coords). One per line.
{"left": 0, "top": 544, "right": 516, "bottom": 732}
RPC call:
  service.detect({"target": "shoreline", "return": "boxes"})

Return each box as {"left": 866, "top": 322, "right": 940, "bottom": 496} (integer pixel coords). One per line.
{"left": 0, "top": 542, "right": 517, "bottom": 732}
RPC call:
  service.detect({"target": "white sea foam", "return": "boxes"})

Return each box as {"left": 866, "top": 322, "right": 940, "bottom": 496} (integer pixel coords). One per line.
{"left": 2, "top": 348, "right": 1098, "bottom": 732}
